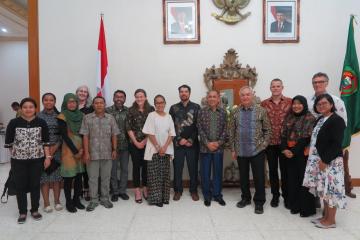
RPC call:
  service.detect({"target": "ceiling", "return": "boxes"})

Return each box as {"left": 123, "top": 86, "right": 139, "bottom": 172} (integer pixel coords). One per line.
{"left": 0, "top": 0, "right": 28, "bottom": 41}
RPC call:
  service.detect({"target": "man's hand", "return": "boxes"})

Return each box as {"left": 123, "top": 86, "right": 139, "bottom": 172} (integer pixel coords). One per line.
{"left": 111, "top": 150, "right": 117, "bottom": 160}
{"left": 83, "top": 151, "right": 90, "bottom": 164}
{"left": 179, "top": 138, "right": 187, "bottom": 146}
{"left": 231, "top": 151, "right": 237, "bottom": 161}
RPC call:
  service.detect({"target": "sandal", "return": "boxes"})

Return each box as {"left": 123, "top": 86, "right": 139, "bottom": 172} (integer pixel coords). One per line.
{"left": 142, "top": 187, "right": 148, "bottom": 200}
{"left": 134, "top": 188, "right": 142, "bottom": 204}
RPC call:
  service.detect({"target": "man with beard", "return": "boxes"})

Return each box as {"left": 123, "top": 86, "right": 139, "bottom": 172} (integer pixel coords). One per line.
{"left": 169, "top": 85, "right": 200, "bottom": 201}
{"left": 106, "top": 90, "right": 130, "bottom": 202}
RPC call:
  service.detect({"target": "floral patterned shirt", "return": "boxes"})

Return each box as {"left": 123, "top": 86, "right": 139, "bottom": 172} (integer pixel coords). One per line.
{"left": 5, "top": 117, "right": 50, "bottom": 161}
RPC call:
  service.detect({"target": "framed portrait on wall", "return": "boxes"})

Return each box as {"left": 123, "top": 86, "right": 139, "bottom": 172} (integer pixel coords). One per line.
{"left": 163, "top": 0, "right": 200, "bottom": 44}
{"left": 263, "top": 0, "right": 300, "bottom": 43}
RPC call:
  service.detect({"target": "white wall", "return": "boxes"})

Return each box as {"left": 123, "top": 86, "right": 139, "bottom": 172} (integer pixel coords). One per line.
{"left": 0, "top": 41, "right": 29, "bottom": 125}
{"left": 38, "top": 0, "right": 360, "bottom": 178}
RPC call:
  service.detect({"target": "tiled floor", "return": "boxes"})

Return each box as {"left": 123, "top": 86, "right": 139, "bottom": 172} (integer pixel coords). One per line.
{"left": 0, "top": 162, "right": 360, "bottom": 240}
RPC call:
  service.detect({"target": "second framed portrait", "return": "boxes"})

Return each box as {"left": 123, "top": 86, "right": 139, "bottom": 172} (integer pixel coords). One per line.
{"left": 163, "top": 0, "right": 200, "bottom": 44}
{"left": 263, "top": 0, "right": 300, "bottom": 43}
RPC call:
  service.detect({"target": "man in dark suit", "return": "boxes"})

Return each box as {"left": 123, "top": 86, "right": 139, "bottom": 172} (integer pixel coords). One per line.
{"left": 270, "top": 12, "right": 292, "bottom": 33}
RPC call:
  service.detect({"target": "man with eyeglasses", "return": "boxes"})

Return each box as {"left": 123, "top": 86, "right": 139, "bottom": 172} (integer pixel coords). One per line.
{"left": 307, "top": 72, "right": 347, "bottom": 123}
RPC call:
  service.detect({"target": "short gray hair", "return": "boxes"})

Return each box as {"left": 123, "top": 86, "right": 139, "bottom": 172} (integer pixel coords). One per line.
{"left": 239, "top": 86, "right": 254, "bottom": 95}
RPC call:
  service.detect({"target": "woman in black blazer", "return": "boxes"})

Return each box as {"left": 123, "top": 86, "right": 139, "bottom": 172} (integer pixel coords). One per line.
{"left": 303, "top": 94, "right": 346, "bottom": 229}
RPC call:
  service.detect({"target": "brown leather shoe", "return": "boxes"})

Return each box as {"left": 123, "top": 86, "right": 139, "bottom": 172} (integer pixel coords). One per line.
{"left": 191, "top": 192, "right": 199, "bottom": 201}
{"left": 173, "top": 192, "right": 182, "bottom": 201}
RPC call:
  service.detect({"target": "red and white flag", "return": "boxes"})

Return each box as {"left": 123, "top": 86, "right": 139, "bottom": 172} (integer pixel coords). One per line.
{"left": 96, "top": 16, "right": 111, "bottom": 105}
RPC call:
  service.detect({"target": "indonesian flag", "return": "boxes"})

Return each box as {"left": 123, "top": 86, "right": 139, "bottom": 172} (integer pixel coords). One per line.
{"left": 96, "top": 16, "right": 111, "bottom": 105}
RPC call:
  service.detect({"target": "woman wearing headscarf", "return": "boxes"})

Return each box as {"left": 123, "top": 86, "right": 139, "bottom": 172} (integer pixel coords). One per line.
{"left": 57, "top": 93, "right": 85, "bottom": 213}
{"left": 281, "top": 95, "right": 316, "bottom": 217}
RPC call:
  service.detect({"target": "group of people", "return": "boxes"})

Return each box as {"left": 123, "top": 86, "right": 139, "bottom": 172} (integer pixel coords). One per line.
{"left": 4, "top": 72, "right": 347, "bottom": 229}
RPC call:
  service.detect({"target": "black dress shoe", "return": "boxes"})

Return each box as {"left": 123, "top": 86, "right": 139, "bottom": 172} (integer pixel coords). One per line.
{"left": 163, "top": 200, "right": 169, "bottom": 204}
{"left": 155, "top": 203, "right": 163, "bottom": 207}
{"left": 74, "top": 199, "right": 85, "bottom": 210}
{"left": 236, "top": 199, "right": 251, "bottom": 208}
{"left": 66, "top": 202, "right": 77, "bottom": 213}
{"left": 254, "top": 205, "right": 264, "bottom": 214}
{"left": 270, "top": 197, "right": 279, "bottom": 208}
{"left": 111, "top": 195, "right": 119, "bottom": 202}
{"left": 204, "top": 200, "right": 211, "bottom": 207}
{"left": 284, "top": 201, "right": 291, "bottom": 210}
{"left": 214, "top": 198, "right": 226, "bottom": 206}
{"left": 118, "top": 193, "right": 129, "bottom": 200}
{"left": 300, "top": 211, "right": 316, "bottom": 218}
{"left": 290, "top": 209, "right": 300, "bottom": 214}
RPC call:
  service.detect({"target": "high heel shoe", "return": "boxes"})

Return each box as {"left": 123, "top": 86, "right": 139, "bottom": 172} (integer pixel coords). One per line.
{"left": 142, "top": 187, "right": 148, "bottom": 200}
{"left": 134, "top": 188, "right": 142, "bottom": 204}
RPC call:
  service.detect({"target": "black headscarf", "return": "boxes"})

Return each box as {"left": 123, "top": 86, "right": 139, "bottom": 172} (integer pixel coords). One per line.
{"left": 291, "top": 95, "right": 308, "bottom": 116}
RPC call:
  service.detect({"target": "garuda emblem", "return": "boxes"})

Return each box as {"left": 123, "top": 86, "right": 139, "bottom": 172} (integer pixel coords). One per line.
{"left": 211, "top": 0, "right": 251, "bottom": 24}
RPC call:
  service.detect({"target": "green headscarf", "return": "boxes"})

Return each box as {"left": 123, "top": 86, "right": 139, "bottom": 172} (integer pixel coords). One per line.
{"left": 61, "top": 93, "right": 83, "bottom": 134}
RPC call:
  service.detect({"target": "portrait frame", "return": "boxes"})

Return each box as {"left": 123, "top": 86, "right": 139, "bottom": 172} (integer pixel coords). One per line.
{"left": 163, "top": 0, "right": 200, "bottom": 44}
{"left": 263, "top": 0, "right": 300, "bottom": 43}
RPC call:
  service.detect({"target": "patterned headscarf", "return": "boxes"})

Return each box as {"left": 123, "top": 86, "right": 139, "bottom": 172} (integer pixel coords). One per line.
{"left": 60, "top": 93, "right": 83, "bottom": 134}
{"left": 281, "top": 95, "right": 315, "bottom": 146}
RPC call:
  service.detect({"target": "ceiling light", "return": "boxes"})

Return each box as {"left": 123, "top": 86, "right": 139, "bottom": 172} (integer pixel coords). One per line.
{"left": 1, "top": 28, "right": 7, "bottom": 33}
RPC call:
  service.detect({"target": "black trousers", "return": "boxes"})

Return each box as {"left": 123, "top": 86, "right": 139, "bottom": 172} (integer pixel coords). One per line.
{"left": 237, "top": 151, "right": 266, "bottom": 206}
{"left": 129, "top": 143, "right": 147, "bottom": 188}
{"left": 265, "top": 145, "right": 288, "bottom": 200}
{"left": 287, "top": 155, "right": 316, "bottom": 215}
{"left": 63, "top": 174, "right": 82, "bottom": 203}
{"left": 11, "top": 159, "right": 43, "bottom": 215}
{"left": 173, "top": 146, "right": 199, "bottom": 193}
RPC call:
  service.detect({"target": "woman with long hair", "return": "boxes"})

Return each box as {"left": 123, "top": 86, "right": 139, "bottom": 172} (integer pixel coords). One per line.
{"left": 126, "top": 89, "right": 154, "bottom": 203}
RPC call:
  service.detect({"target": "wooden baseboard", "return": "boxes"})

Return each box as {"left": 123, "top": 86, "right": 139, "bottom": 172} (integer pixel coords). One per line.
{"left": 352, "top": 178, "right": 360, "bottom": 186}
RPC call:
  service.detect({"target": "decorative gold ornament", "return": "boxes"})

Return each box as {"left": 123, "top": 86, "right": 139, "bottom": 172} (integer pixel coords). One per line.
{"left": 211, "top": 0, "right": 251, "bottom": 24}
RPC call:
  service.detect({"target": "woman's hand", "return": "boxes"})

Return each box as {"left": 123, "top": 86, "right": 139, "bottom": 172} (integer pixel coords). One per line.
{"left": 282, "top": 150, "right": 293, "bottom": 159}
{"left": 44, "top": 157, "right": 51, "bottom": 169}
{"left": 319, "top": 160, "right": 327, "bottom": 171}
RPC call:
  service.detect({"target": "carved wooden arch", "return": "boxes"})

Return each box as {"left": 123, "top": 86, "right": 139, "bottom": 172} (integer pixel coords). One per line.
{"left": 203, "top": 48, "right": 257, "bottom": 106}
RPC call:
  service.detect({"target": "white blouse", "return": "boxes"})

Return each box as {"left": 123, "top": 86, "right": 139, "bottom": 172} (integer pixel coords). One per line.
{"left": 142, "top": 112, "right": 176, "bottom": 160}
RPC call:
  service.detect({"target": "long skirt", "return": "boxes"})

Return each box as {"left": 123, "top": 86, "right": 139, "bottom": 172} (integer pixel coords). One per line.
{"left": 147, "top": 154, "right": 170, "bottom": 204}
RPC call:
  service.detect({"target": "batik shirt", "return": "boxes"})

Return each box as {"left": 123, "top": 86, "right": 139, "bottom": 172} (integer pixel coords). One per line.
{"left": 261, "top": 95, "right": 292, "bottom": 145}
{"left": 106, "top": 105, "right": 129, "bottom": 151}
{"left": 229, "top": 104, "right": 272, "bottom": 157}
{"left": 169, "top": 101, "right": 200, "bottom": 147}
{"left": 197, "top": 106, "right": 227, "bottom": 153}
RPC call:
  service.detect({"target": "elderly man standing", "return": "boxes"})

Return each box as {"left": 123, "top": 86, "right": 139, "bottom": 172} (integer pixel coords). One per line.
{"left": 197, "top": 90, "right": 227, "bottom": 207}
{"left": 229, "top": 86, "right": 272, "bottom": 214}
{"left": 261, "top": 79, "right": 292, "bottom": 208}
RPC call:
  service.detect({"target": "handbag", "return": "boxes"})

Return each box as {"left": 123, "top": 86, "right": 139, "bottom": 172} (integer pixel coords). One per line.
{"left": 1, "top": 170, "right": 17, "bottom": 203}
